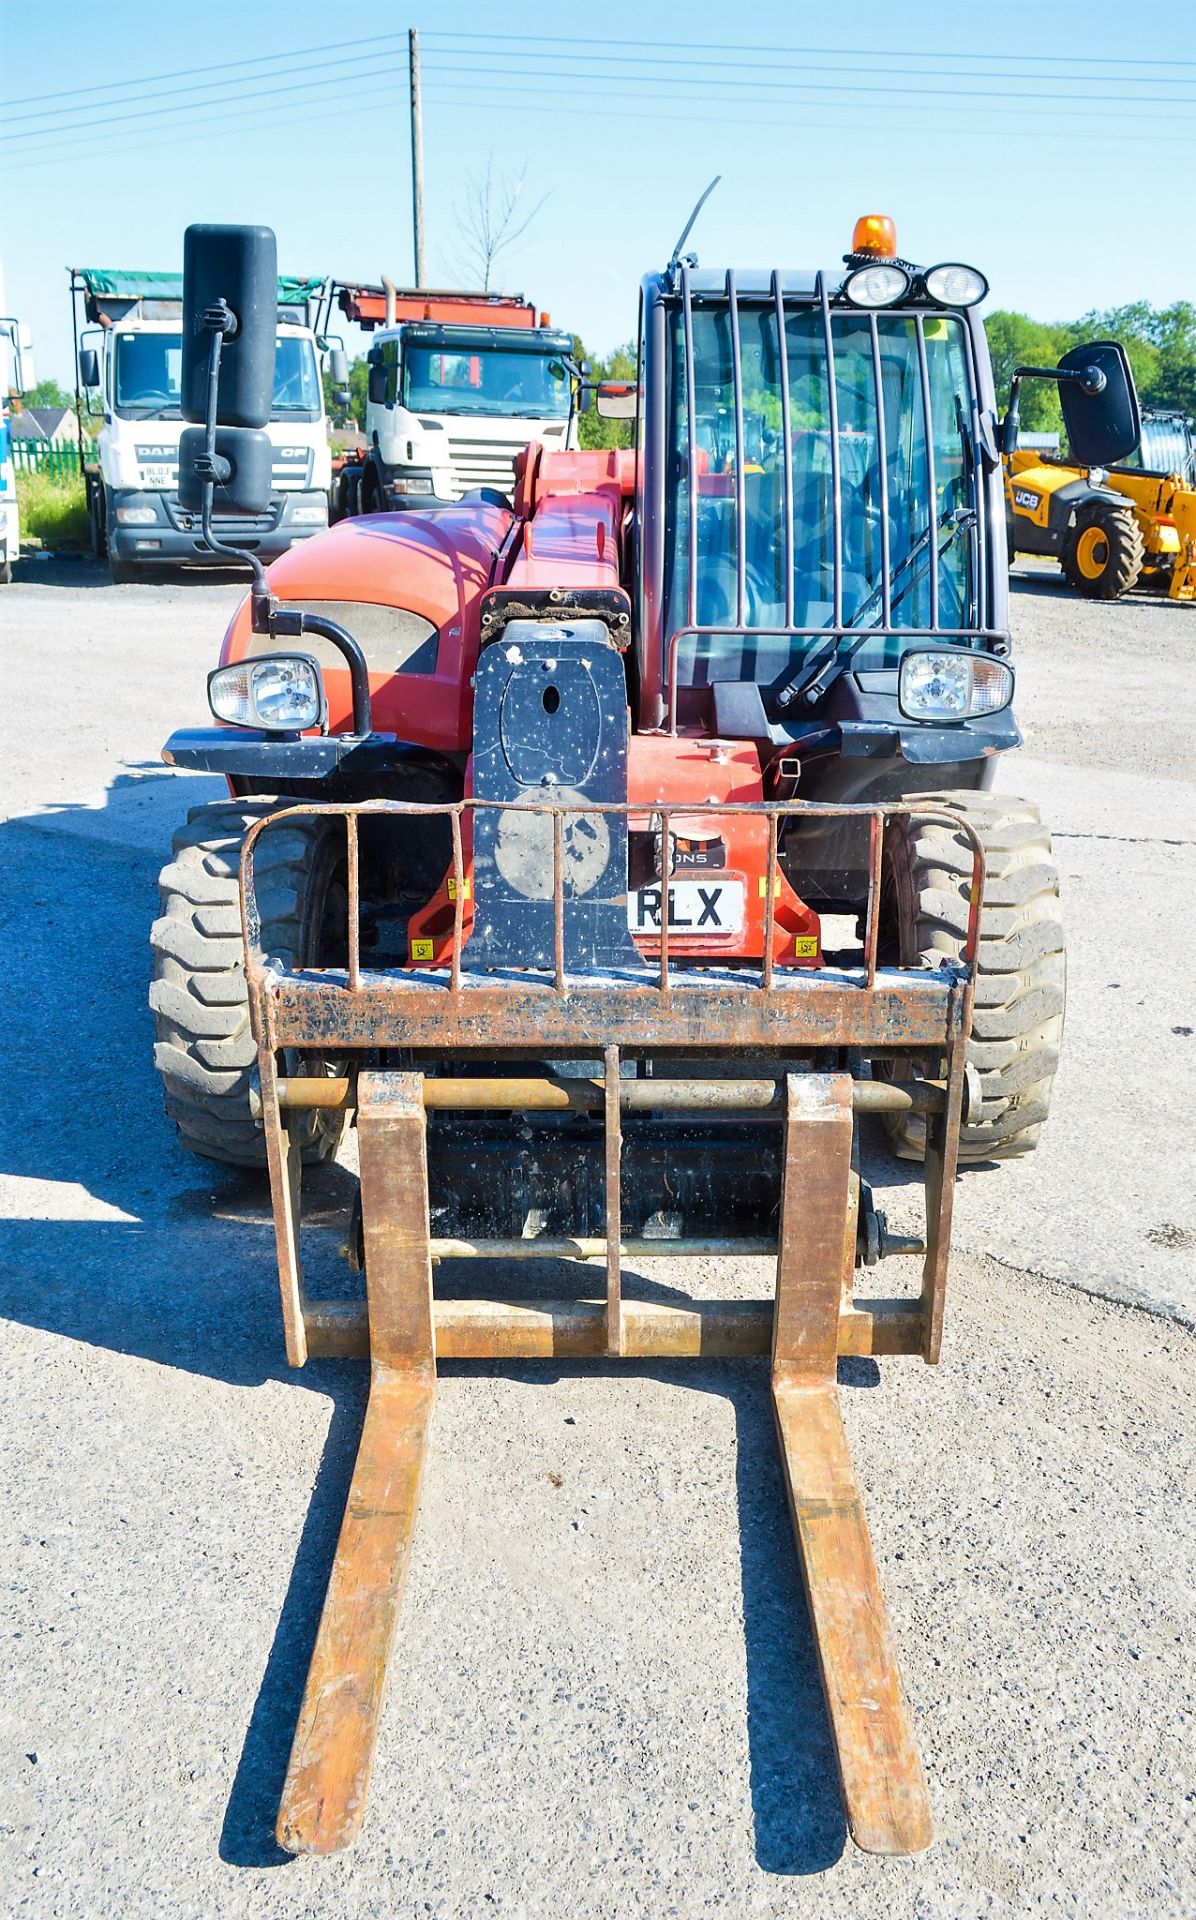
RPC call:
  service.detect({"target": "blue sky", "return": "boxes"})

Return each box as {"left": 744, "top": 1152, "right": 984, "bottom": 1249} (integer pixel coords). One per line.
{"left": 3, "top": 0, "right": 1194, "bottom": 383}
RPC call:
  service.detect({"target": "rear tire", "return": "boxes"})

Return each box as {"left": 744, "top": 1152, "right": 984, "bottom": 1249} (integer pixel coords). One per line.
{"left": 150, "top": 800, "right": 347, "bottom": 1168}
{"left": 879, "top": 792, "right": 1065, "bottom": 1163}
{"left": 1060, "top": 502, "right": 1144, "bottom": 599}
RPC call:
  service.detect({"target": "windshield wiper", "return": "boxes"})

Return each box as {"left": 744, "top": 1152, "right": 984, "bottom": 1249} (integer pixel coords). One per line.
{"left": 773, "top": 506, "right": 977, "bottom": 713}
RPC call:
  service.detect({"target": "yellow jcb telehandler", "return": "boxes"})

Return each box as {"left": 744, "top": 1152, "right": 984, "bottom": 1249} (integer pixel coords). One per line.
{"left": 1005, "top": 406, "right": 1196, "bottom": 600}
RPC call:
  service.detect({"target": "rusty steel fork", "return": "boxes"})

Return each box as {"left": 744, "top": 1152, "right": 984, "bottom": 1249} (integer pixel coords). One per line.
{"left": 772, "top": 1074, "right": 933, "bottom": 1855}
{"left": 277, "top": 1074, "right": 435, "bottom": 1856}
{"left": 274, "top": 1068, "right": 934, "bottom": 1858}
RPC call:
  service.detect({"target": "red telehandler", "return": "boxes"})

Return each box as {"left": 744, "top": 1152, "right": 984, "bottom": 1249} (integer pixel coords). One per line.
{"left": 151, "top": 215, "right": 1138, "bottom": 1857}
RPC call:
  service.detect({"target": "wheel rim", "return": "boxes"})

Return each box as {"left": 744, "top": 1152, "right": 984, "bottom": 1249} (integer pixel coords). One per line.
{"left": 1075, "top": 524, "right": 1110, "bottom": 579}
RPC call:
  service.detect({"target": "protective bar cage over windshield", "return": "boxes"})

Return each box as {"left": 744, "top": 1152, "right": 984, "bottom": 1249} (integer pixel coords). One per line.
{"left": 651, "top": 269, "right": 1008, "bottom": 730}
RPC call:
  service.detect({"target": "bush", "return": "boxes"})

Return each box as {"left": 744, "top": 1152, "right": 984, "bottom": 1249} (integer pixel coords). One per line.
{"left": 15, "top": 470, "right": 90, "bottom": 550}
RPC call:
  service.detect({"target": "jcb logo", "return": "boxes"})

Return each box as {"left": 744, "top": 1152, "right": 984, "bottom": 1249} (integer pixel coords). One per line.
{"left": 1013, "top": 488, "right": 1041, "bottom": 511}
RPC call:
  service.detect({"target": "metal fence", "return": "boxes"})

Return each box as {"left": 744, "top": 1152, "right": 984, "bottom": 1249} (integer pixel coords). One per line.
{"left": 11, "top": 437, "right": 83, "bottom": 480}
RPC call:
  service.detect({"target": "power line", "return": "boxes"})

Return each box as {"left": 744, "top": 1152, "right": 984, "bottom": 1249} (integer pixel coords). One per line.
{"left": 5, "top": 43, "right": 407, "bottom": 127}
{"left": 4, "top": 30, "right": 408, "bottom": 110}
{"left": 12, "top": 71, "right": 1194, "bottom": 185}
{"left": 20, "top": 46, "right": 1185, "bottom": 157}
{"left": 422, "top": 41, "right": 1196, "bottom": 92}
{"left": 419, "top": 88, "right": 1196, "bottom": 152}
{"left": 10, "top": 26, "right": 1193, "bottom": 151}
{"left": 13, "top": 33, "right": 1196, "bottom": 175}
{"left": 418, "top": 57, "right": 1196, "bottom": 114}
{"left": 424, "top": 28, "right": 1196, "bottom": 71}
{"left": 11, "top": 22, "right": 1193, "bottom": 123}
{"left": 0, "top": 57, "right": 411, "bottom": 148}
{"left": 3, "top": 77, "right": 410, "bottom": 176}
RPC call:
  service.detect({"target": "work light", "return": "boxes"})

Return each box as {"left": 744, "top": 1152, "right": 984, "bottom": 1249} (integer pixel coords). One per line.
{"left": 923, "top": 263, "right": 989, "bottom": 309}
{"left": 842, "top": 263, "right": 912, "bottom": 309}
{"left": 898, "top": 649, "right": 1013, "bottom": 721}
{"left": 207, "top": 655, "right": 326, "bottom": 732}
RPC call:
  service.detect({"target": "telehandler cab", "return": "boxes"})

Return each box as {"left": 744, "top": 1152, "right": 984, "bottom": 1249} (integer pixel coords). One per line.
{"left": 152, "top": 215, "right": 1137, "bottom": 1857}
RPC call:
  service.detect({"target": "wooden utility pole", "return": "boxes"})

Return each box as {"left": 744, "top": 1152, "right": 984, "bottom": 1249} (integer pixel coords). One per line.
{"left": 409, "top": 29, "right": 426, "bottom": 288}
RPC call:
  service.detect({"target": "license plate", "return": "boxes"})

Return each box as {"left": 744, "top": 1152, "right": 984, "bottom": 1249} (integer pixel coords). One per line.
{"left": 140, "top": 464, "right": 175, "bottom": 488}
{"left": 627, "top": 879, "right": 745, "bottom": 936}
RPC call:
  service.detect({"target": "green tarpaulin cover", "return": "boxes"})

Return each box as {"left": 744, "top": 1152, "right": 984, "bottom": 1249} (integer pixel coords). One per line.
{"left": 77, "top": 270, "right": 325, "bottom": 306}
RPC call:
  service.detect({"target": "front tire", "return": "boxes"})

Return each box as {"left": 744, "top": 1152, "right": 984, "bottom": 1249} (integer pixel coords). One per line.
{"left": 1060, "top": 502, "right": 1144, "bottom": 599}
{"left": 150, "top": 801, "right": 347, "bottom": 1168}
{"left": 880, "top": 793, "right": 1065, "bottom": 1163}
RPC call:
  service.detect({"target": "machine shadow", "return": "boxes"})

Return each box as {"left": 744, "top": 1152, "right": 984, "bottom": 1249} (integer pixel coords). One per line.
{"left": 217, "top": 1373, "right": 368, "bottom": 1868}
{"left": 11, "top": 553, "right": 252, "bottom": 590}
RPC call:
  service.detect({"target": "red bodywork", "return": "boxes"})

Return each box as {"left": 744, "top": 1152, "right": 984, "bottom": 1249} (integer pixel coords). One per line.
{"left": 220, "top": 448, "right": 822, "bottom": 966}
{"left": 336, "top": 285, "right": 541, "bottom": 330}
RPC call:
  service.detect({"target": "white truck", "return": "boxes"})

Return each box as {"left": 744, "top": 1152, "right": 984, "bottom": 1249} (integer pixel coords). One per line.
{"left": 0, "top": 266, "right": 36, "bottom": 585}
{"left": 71, "top": 268, "right": 344, "bottom": 582}
{"left": 332, "top": 281, "right": 578, "bottom": 516}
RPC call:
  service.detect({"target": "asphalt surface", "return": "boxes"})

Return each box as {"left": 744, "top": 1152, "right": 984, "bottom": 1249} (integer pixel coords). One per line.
{"left": 1, "top": 552, "right": 1194, "bottom": 1918}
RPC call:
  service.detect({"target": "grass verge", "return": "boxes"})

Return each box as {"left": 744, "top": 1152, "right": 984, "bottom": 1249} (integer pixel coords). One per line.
{"left": 15, "top": 470, "right": 90, "bottom": 550}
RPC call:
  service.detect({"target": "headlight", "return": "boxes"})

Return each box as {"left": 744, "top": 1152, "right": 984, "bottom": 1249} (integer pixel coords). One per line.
{"left": 116, "top": 505, "right": 158, "bottom": 525}
{"left": 207, "top": 654, "right": 326, "bottom": 732}
{"left": 391, "top": 476, "right": 434, "bottom": 495}
{"left": 899, "top": 649, "right": 1013, "bottom": 721}
{"left": 291, "top": 505, "right": 328, "bottom": 525}
{"left": 842, "top": 263, "right": 911, "bottom": 308}
{"left": 923, "top": 263, "right": 989, "bottom": 308}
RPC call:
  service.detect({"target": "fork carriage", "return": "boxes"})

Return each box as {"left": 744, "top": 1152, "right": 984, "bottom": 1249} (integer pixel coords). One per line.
{"left": 239, "top": 797, "right": 981, "bottom": 1859}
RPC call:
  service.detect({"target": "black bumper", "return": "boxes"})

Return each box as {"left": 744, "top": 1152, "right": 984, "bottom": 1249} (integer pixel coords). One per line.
{"left": 162, "top": 727, "right": 411, "bottom": 779}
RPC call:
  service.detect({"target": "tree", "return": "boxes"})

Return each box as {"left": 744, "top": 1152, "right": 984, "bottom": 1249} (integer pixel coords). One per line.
{"left": 987, "top": 301, "right": 1196, "bottom": 443}
{"left": 984, "top": 311, "right": 1067, "bottom": 434}
{"left": 574, "top": 339, "right": 638, "bottom": 452}
{"left": 21, "top": 377, "right": 74, "bottom": 412}
{"left": 322, "top": 355, "right": 369, "bottom": 429}
{"left": 450, "top": 156, "right": 549, "bottom": 292}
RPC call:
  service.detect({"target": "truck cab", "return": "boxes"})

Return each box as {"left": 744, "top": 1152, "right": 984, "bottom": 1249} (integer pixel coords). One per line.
{"left": 334, "top": 283, "right": 577, "bottom": 513}
{"left": 72, "top": 269, "right": 334, "bottom": 581}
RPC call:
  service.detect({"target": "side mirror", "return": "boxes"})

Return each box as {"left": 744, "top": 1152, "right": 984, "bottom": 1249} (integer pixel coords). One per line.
{"left": 79, "top": 348, "right": 100, "bottom": 390}
{"left": 1057, "top": 341, "right": 1140, "bottom": 467}
{"left": 328, "top": 348, "right": 350, "bottom": 387}
{"left": 178, "top": 425, "right": 274, "bottom": 516}
{"left": 367, "top": 363, "right": 388, "bottom": 407}
{"left": 181, "top": 222, "right": 277, "bottom": 428}
{"left": 594, "top": 382, "right": 638, "bottom": 421}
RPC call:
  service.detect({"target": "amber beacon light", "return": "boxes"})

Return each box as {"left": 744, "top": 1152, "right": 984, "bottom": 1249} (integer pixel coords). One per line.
{"left": 851, "top": 214, "right": 898, "bottom": 258}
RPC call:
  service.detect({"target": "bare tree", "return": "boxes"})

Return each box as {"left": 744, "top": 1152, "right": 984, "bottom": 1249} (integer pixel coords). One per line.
{"left": 449, "top": 155, "right": 550, "bottom": 292}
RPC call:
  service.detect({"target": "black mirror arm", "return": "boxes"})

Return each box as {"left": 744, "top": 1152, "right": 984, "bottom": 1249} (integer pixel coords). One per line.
{"left": 1003, "top": 361, "right": 1107, "bottom": 453}
{"left": 193, "top": 314, "right": 273, "bottom": 631}
{"left": 267, "top": 612, "right": 373, "bottom": 736}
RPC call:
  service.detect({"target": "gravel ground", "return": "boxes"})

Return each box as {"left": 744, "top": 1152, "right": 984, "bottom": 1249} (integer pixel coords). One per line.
{"left": 1, "top": 552, "right": 1194, "bottom": 1918}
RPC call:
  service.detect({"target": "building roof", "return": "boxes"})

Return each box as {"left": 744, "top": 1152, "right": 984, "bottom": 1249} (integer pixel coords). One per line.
{"left": 10, "top": 406, "right": 74, "bottom": 440}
